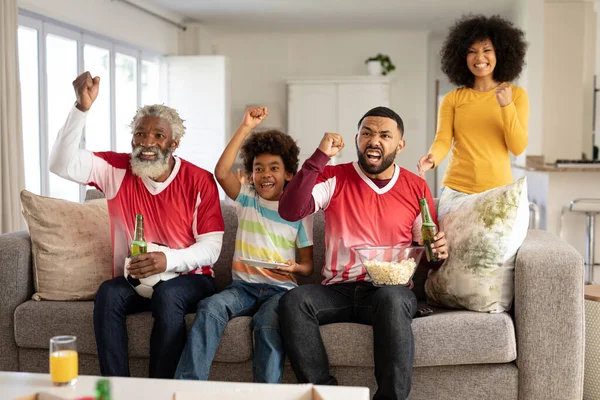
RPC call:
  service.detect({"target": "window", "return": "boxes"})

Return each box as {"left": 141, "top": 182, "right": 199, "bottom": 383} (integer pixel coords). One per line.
{"left": 46, "top": 32, "right": 80, "bottom": 202}
{"left": 17, "top": 25, "right": 41, "bottom": 195}
{"left": 83, "top": 42, "right": 111, "bottom": 152}
{"left": 18, "top": 10, "right": 164, "bottom": 202}
{"left": 115, "top": 52, "right": 138, "bottom": 153}
{"left": 142, "top": 58, "right": 161, "bottom": 106}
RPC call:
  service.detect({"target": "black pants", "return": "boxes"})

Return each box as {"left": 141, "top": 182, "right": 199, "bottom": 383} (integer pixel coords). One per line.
{"left": 279, "top": 282, "right": 417, "bottom": 400}
{"left": 93, "top": 275, "right": 216, "bottom": 378}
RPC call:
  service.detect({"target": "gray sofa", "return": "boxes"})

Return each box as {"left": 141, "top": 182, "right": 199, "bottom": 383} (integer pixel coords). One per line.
{"left": 0, "top": 194, "right": 585, "bottom": 399}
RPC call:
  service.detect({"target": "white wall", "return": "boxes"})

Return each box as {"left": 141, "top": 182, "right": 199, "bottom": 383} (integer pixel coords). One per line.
{"left": 191, "top": 28, "right": 430, "bottom": 178}
{"left": 511, "top": 0, "right": 544, "bottom": 160}
{"left": 543, "top": 1, "right": 596, "bottom": 163}
{"left": 426, "top": 33, "right": 456, "bottom": 194}
{"left": 18, "top": 0, "right": 181, "bottom": 54}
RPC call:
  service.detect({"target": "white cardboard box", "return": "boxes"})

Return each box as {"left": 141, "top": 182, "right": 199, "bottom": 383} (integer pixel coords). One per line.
{"left": 2, "top": 373, "right": 369, "bottom": 400}
{"left": 175, "top": 383, "right": 369, "bottom": 400}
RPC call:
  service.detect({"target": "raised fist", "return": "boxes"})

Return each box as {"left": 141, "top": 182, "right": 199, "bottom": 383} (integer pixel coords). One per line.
{"left": 318, "top": 132, "right": 345, "bottom": 158}
{"left": 73, "top": 71, "right": 100, "bottom": 112}
{"left": 242, "top": 107, "right": 268, "bottom": 129}
{"left": 494, "top": 83, "right": 512, "bottom": 107}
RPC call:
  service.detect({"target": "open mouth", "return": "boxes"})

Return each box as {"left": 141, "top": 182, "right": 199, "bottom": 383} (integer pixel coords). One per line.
{"left": 365, "top": 149, "right": 382, "bottom": 163}
{"left": 474, "top": 63, "right": 490, "bottom": 69}
{"left": 139, "top": 151, "right": 157, "bottom": 161}
{"left": 259, "top": 182, "right": 275, "bottom": 190}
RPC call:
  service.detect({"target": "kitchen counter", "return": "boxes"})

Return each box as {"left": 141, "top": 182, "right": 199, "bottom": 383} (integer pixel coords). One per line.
{"left": 513, "top": 164, "right": 600, "bottom": 172}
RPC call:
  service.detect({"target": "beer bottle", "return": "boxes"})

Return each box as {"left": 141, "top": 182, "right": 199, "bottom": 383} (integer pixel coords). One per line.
{"left": 95, "top": 378, "right": 111, "bottom": 400}
{"left": 130, "top": 214, "right": 147, "bottom": 257}
{"left": 419, "top": 198, "right": 441, "bottom": 262}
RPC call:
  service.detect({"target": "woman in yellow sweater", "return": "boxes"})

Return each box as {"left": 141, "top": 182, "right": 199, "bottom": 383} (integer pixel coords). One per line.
{"left": 418, "top": 15, "right": 529, "bottom": 194}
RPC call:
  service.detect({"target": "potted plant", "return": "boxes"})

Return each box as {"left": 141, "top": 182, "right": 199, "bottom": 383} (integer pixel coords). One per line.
{"left": 365, "top": 54, "right": 396, "bottom": 76}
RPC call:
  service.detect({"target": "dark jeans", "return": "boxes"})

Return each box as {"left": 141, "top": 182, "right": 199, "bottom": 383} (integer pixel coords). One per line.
{"left": 279, "top": 282, "right": 417, "bottom": 400}
{"left": 93, "top": 274, "right": 216, "bottom": 378}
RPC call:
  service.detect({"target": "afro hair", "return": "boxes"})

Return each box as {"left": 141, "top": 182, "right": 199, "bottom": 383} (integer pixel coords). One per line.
{"left": 240, "top": 130, "right": 300, "bottom": 176}
{"left": 440, "top": 14, "right": 528, "bottom": 87}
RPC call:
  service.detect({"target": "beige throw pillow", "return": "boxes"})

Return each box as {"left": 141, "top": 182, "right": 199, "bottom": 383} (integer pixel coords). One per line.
{"left": 20, "top": 190, "right": 112, "bottom": 301}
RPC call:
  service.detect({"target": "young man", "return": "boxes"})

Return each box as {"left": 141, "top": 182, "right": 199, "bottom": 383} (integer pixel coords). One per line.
{"left": 176, "top": 107, "right": 313, "bottom": 383}
{"left": 278, "top": 107, "right": 449, "bottom": 400}
{"left": 49, "top": 72, "right": 224, "bottom": 378}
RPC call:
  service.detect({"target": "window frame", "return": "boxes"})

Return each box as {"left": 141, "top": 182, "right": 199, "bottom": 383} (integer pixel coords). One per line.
{"left": 18, "top": 9, "right": 164, "bottom": 202}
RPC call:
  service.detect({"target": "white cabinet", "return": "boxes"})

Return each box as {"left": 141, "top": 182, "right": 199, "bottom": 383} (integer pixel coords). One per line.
{"left": 166, "top": 56, "right": 229, "bottom": 174}
{"left": 287, "top": 77, "right": 390, "bottom": 165}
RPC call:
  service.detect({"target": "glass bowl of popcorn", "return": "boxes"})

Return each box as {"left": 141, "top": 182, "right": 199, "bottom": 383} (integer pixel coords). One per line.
{"left": 354, "top": 246, "right": 425, "bottom": 286}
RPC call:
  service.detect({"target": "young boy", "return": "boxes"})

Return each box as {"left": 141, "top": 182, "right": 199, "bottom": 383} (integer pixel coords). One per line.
{"left": 175, "top": 107, "right": 314, "bottom": 383}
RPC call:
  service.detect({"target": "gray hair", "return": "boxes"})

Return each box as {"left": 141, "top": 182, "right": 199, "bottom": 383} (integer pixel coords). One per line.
{"left": 130, "top": 104, "right": 186, "bottom": 142}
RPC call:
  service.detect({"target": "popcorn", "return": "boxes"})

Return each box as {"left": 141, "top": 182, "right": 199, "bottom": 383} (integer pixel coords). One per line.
{"left": 363, "top": 258, "right": 417, "bottom": 285}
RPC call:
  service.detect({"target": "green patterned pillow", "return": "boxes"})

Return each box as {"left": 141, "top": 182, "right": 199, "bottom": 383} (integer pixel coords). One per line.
{"left": 425, "top": 177, "right": 529, "bottom": 313}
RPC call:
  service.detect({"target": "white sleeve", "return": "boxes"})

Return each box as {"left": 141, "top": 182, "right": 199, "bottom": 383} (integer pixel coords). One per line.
{"left": 48, "top": 105, "right": 94, "bottom": 184}
{"left": 164, "top": 232, "right": 224, "bottom": 273}
{"left": 312, "top": 176, "right": 337, "bottom": 212}
{"left": 412, "top": 214, "right": 423, "bottom": 243}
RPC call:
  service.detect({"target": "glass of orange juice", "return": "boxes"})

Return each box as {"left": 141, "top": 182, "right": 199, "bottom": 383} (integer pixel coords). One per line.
{"left": 49, "top": 335, "right": 78, "bottom": 386}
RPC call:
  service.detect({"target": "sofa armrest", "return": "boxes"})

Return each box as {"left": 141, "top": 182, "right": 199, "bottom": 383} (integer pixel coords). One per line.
{"left": 0, "top": 231, "right": 33, "bottom": 371}
{"left": 514, "top": 230, "right": 584, "bottom": 400}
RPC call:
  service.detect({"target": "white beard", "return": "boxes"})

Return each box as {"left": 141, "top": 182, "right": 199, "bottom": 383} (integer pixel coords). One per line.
{"left": 130, "top": 146, "right": 171, "bottom": 180}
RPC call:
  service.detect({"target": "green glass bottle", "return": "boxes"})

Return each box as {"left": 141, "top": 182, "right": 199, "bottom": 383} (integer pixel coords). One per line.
{"left": 130, "top": 214, "right": 147, "bottom": 257}
{"left": 95, "top": 378, "right": 111, "bottom": 400}
{"left": 419, "top": 198, "right": 441, "bottom": 262}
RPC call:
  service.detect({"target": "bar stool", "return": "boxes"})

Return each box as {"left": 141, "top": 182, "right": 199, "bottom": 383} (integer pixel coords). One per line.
{"left": 567, "top": 199, "right": 600, "bottom": 284}
{"left": 529, "top": 202, "right": 540, "bottom": 230}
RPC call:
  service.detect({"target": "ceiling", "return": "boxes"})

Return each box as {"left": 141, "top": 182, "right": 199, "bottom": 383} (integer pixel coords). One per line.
{"left": 141, "top": 0, "right": 518, "bottom": 32}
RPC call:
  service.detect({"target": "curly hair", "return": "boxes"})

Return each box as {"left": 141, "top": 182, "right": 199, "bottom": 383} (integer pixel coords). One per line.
{"left": 240, "top": 130, "right": 300, "bottom": 175}
{"left": 130, "top": 104, "right": 186, "bottom": 142}
{"left": 440, "top": 14, "right": 527, "bottom": 87}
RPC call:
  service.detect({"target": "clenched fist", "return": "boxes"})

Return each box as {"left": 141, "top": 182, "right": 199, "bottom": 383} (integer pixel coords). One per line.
{"left": 318, "top": 132, "right": 344, "bottom": 158}
{"left": 73, "top": 71, "right": 100, "bottom": 112}
{"left": 242, "top": 107, "right": 268, "bottom": 129}
{"left": 494, "top": 82, "right": 512, "bottom": 107}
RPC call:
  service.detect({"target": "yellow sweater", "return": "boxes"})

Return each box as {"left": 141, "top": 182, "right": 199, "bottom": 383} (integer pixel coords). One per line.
{"left": 429, "top": 84, "right": 529, "bottom": 194}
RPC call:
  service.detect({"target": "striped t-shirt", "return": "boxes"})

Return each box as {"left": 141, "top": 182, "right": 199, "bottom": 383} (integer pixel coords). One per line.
{"left": 232, "top": 184, "right": 313, "bottom": 289}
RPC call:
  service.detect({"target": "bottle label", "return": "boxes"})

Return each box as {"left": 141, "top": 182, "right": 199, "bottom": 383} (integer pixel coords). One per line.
{"left": 131, "top": 241, "right": 147, "bottom": 257}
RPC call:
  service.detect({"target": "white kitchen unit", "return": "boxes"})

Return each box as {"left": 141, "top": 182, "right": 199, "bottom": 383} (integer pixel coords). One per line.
{"left": 287, "top": 76, "right": 391, "bottom": 165}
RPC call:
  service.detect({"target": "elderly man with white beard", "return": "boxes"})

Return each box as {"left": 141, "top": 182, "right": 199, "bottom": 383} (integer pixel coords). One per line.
{"left": 49, "top": 71, "right": 224, "bottom": 379}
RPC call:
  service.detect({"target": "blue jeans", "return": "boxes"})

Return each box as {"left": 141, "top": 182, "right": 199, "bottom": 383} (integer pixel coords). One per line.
{"left": 279, "top": 282, "right": 417, "bottom": 400}
{"left": 93, "top": 275, "right": 216, "bottom": 378}
{"left": 175, "top": 280, "right": 288, "bottom": 383}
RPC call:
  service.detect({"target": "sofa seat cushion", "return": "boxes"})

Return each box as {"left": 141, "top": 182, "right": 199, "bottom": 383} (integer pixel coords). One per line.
{"left": 15, "top": 302, "right": 516, "bottom": 368}
{"left": 320, "top": 308, "right": 516, "bottom": 367}
{"left": 14, "top": 301, "right": 253, "bottom": 363}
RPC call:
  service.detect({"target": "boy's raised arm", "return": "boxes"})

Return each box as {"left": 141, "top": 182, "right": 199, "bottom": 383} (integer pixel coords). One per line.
{"left": 214, "top": 107, "right": 268, "bottom": 200}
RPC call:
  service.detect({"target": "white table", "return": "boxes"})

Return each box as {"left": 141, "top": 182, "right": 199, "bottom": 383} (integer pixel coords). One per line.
{"left": 1, "top": 372, "right": 369, "bottom": 400}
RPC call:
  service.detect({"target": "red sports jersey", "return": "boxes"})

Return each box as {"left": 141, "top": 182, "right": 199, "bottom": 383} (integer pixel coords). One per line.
{"left": 313, "top": 162, "right": 437, "bottom": 284}
{"left": 88, "top": 152, "right": 224, "bottom": 277}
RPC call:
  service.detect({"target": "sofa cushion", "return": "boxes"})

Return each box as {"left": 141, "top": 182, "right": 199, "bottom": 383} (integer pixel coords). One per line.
{"left": 426, "top": 178, "right": 529, "bottom": 312}
{"left": 13, "top": 301, "right": 253, "bottom": 363}
{"left": 14, "top": 301, "right": 516, "bottom": 367}
{"left": 20, "top": 190, "right": 113, "bottom": 301}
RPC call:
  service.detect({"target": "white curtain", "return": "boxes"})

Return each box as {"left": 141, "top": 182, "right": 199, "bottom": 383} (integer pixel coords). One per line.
{"left": 0, "top": 0, "right": 25, "bottom": 233}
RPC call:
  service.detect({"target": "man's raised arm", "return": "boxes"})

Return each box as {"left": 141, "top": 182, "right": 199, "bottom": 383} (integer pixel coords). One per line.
{"left": 279, "top": 132, "right": 344, "bottom": 222}
{"left": 49, "top": 72, "right": 99, "bottom": 184}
